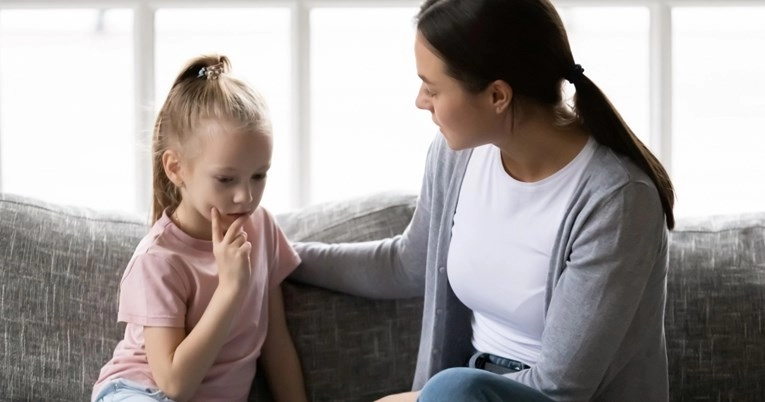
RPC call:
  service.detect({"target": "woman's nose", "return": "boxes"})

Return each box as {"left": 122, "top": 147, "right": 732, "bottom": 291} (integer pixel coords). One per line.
{"left": 415, "top": 85, "right": 431, "bottom": 111}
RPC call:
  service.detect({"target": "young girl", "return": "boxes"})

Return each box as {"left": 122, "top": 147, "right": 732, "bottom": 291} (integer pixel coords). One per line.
{"left": 92, "top": 55, "right": 308, "bottom": 402}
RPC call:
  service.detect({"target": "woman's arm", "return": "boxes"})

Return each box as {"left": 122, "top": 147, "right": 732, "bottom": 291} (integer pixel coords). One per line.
{"left": 289, "top": 135, "right": 444, "bottom": 299}
{"left": 260, "top": 284, "right": 308, "bottom": 402}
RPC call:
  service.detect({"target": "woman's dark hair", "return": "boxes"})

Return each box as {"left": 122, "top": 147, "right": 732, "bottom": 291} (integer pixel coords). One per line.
{"left": 416, "top": 0, "right": 675, "bottom": 229}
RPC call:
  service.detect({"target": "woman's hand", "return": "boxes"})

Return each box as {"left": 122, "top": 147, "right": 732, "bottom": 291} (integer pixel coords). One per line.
{"left": 211, "top": 207, "right": 252, "bottom": 289}
{"left": 375, "top": 391, "right": 421, "bottom": 402}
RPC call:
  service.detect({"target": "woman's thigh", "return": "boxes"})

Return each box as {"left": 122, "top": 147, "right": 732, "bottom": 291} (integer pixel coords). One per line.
{"left": 418, "top": 367, "right": 555, "bottom": 402}
{"left": 94, "top": 379, "right": 174, "bottom": 402}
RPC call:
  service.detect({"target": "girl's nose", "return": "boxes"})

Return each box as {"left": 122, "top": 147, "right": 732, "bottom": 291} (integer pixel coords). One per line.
{"left": 233, "top": 184, "right": 254, "bottom": 204}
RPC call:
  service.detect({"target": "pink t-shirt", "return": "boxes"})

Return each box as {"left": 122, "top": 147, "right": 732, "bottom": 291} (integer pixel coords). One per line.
{"left": 92, "top": 207, "right": 300, "bottom": 402}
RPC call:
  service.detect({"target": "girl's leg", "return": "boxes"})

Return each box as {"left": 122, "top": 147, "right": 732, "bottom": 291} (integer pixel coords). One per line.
{"left": 94, "top": 379, "right": 174, "bottom": 402}
{"left": 418, "top": 367, "right": 555, "bottom": 402}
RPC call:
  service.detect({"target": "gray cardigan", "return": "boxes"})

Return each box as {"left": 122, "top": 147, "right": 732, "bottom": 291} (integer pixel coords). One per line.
{"left": 291, "top": 134, "right": 669, "bottom": 402}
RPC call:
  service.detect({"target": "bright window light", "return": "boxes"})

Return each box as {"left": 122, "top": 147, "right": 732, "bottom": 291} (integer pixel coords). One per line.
{"left": 309, "top": 7, "right": 435, "bottom": 204}
{"left": 559, "top": 7, "right": 650, "bottom": 145}
{"left": 673, "top": 7, "right": 765, "bottom": 217}
{"left": 0, "top": 9, "right": 134, "bottom": 212}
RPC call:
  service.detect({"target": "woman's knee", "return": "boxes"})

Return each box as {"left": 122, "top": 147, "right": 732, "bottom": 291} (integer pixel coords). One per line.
{"left": 418, "top": 367, "right": 494, "bottom": 402}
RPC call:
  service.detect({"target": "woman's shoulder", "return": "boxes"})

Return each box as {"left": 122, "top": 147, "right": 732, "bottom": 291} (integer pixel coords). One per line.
{"left": 578, "top": 143, "right": 664, "bottom": 217}
{"left": 587, "top": 143, "right": 657, "bottom": 192}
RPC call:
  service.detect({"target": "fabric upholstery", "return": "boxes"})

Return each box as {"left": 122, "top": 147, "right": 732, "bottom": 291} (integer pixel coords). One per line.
{"left": 0, "top": 192, "right": 420, "bottom": 402}
{"left": 667, "top": 213, "right": 765, "bottom": 401}
{"left": 1, "top": 192, "right": 764, "bottom": 401}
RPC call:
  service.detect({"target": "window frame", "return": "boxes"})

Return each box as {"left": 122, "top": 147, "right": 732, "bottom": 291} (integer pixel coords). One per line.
{"left": 0, "top": 0, "right": 763, "bottom": 213}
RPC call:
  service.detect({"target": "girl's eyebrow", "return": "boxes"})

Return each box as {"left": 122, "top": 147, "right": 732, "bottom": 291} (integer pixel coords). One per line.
{"left": 212, "top": 164, "right": 271, "bottom": 172}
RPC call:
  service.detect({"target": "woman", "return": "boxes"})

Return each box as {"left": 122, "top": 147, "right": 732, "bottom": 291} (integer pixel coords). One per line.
{"left": 291, "top": 0, "right": 674, "bottom": 401}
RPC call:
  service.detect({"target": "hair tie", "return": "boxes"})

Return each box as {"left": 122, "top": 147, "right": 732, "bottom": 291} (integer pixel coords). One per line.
{"left": 565, "top": 64, "right": 585, "bottom": 85}
{"left": 198, "top": 62, "right": 225, "bottom": 80}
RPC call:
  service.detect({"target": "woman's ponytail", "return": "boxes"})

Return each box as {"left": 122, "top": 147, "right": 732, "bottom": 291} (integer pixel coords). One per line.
{"left": 572, "top": 74, "right": 675, "bottom": 229}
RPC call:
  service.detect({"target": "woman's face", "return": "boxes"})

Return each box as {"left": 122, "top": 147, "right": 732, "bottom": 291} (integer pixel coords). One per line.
{"left": 414, "top": 31, "right": 501, "bottom": 150}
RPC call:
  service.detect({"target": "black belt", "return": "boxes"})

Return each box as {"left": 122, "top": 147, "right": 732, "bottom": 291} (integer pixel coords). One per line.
{"left": 468, "top": 351, "right": 531, "bottom": 375}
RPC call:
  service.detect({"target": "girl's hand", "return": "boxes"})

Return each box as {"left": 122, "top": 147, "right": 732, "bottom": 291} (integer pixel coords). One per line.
{"left": 211, "top": 207, "right": 252, "bottom": 289}
{"left": 375, "top": 391, "right": 421, "bottom": 402}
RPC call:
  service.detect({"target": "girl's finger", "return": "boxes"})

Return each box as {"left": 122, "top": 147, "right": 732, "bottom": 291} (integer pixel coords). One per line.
{"left": 223, "top": 214, "right": 248, "bottom": 243}
{"left": 211, "top": 208, "right": 221, "bottom": 244}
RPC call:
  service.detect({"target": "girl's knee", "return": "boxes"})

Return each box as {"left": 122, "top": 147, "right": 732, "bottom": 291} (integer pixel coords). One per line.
{"left": 418, "top": 367, "right": 491, "bottom": 402}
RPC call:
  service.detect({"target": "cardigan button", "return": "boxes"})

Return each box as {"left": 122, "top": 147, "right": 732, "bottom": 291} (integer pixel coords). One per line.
{"left": 438, "top": 266, "right": 445, "bottom": 273}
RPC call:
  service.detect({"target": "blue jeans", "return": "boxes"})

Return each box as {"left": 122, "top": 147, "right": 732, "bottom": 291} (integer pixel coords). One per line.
{"left": 93, "top": 378, "right": 175, "bottom": 402}
{"left": 418, "top": 367, "right": 556, "bottom": 402}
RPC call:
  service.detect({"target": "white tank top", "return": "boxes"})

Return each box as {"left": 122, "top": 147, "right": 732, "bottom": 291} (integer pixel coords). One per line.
{"left": 448, "top": 137, "right": 597, "bottom": 365}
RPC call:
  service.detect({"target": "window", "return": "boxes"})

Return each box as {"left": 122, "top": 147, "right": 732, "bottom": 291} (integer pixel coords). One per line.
{"left": 560, "top": 7, "right": 650, "bottom": 144}
{"left": 310, "top": 8, "right": 433, "bottom": 203}
{"left": 0, "top": 9, "right": 134, "bottom": 212}
{"left": 1, "top": 1, "right": 763, "bottom": 219}
{"left": 672, "top": 7, "right": 765, "bottom": 217}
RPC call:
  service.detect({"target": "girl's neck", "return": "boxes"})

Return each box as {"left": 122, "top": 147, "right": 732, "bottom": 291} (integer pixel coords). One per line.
{"left": 170, "top": 204, "right": 213, "bottom": 241}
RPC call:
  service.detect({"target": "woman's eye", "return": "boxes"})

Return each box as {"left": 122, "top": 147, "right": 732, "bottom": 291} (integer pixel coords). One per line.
{"left": 216, "top": 177, "right": 234, "bottom": 184}
{"left": 252, "top": 173, "right": 267, "bottom": 181}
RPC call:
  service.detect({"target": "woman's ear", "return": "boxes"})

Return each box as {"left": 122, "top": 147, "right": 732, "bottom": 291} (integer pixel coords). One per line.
{"left": 162, "top": 149, "right": 184, "bottom": 188}
{"left": 489, "top": 80, "right": 513, "bottom": 114}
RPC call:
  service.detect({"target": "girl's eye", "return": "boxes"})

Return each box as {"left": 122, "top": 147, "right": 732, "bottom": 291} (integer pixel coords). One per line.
{"left": 252, "top": 173, "right": 267, "bottom": 181}
{"left": 216, "top": 177, "right": 234, "bottom": 184}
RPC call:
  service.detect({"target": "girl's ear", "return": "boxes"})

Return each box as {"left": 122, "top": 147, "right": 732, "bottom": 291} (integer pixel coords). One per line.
{"left": 488, "top": 79, "right": 513, "bottom": 114}
{"left": 162, "top": 149, "right": 184, "bottom": 188}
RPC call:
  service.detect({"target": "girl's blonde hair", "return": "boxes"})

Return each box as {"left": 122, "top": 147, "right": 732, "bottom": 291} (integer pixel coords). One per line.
{"left": 151, "top": 54, "right": 271, "bottom": 224}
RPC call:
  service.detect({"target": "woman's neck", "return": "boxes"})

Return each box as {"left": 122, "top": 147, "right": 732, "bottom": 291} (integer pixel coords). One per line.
{"left": 495, "top": 106, "right": 589, "bottom": 183}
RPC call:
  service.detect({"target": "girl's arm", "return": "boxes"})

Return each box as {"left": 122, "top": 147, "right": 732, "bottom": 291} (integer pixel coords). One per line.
{"left": 144, "top": 284, "right": 247, "bottom": 401}
{"left": 260, "top": 284, "right": 308, "bottom": 402}
{"left": 144, "top": 210, "right": 253, "bottom": 402}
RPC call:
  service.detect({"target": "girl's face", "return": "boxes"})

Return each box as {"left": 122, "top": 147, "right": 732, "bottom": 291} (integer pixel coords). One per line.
{"left": 413, "top": 31, "right": 502, "bottom": 150}
{"left": 171, "top": 118, "right": 272, "bottom": 240}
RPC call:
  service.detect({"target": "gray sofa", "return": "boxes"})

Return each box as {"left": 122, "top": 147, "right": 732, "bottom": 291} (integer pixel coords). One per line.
{"left": 0, "top": 191, "right": 763, "bottom": 401}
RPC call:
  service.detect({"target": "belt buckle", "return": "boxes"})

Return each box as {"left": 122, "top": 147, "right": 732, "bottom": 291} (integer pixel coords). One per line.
{"left": 468, "top": 351, "right": 526, "bottom": 375}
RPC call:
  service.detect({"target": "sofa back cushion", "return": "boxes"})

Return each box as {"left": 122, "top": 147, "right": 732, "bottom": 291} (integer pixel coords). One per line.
{"left": 667, "top": 212, "right": 765, "bottom": 401}
{"left": 0, "top": 193, "right": 147, "bottom": 400}
{"left": 0, "top": 192, "right": 421, "bottom": 402}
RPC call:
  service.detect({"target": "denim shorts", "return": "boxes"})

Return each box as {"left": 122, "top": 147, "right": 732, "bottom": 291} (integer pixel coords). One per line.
{"left": 93, "top": 378, "right": 175, "bottom": 402}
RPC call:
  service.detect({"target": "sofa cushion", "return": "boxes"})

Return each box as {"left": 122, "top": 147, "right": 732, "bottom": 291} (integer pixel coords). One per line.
{"left": 667, "top": 212, "right": 765, "bottom": 401}
{"left": 0, "top": 193, "right": 147, "bottom": 400}
{"left": 274, "top": 192, "right": 422, "bottom": 402}
{"left": 0, "top": 191, "right": 422, "bottom": 402}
